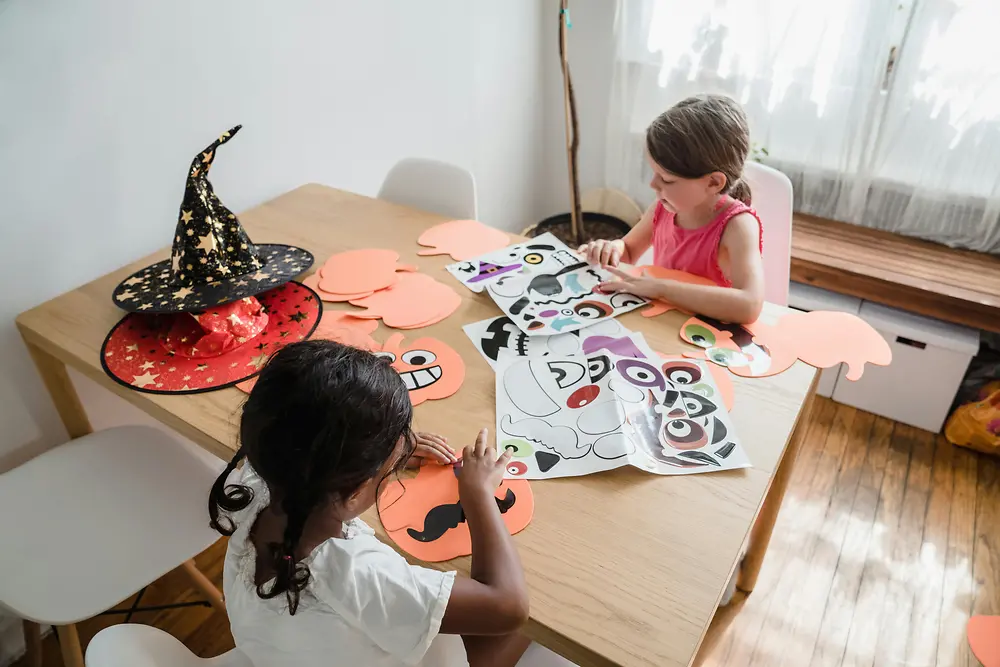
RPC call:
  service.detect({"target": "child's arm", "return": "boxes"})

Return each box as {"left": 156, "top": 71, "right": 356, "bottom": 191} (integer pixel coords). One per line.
{"left": 577, "top": 202, "right": 657, "bottom": 267}
{"left": 599, "top": 213, "right": 765, "bottom": 324}
{"left": 439, "top": 429, "right": 529, "bottom": 636}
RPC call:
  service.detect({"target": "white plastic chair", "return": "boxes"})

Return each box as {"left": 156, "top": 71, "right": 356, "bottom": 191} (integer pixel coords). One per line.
{"left": 377, "top": 158, "right": 479, "bottom": 220}
{"left": 86, "top": 624, "right": 251, "bottom": 667}
{"left": 743, "top": 160, "right": 793, "bottom": 306}
{"left": 0, "top": 426, "right": 225, "bottom": 667}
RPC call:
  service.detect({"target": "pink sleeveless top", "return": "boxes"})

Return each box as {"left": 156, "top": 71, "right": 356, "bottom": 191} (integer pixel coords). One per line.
{"left": 651, "top": 197, "right": 763, "bottom": 287}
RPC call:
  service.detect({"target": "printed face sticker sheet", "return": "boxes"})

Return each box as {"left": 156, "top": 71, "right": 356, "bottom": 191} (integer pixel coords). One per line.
{"left": 495, "top": 350, "right": 751, "bottom": 480}
{"left": 463, "top": 316, "right": 657, "bottom": 370}
{"left": 446, "top": 233, "right": 648, "bottom": 337}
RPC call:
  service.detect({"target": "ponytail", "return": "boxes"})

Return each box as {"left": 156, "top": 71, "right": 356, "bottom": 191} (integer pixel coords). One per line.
{"left": 256, "top": 487, "right": 315, "bottom": 615}
{"left": 728, "top": 177, "right": 752, "bottom": 205}
{"left": 208, "top": 448, "right": 252, "bottom": 536}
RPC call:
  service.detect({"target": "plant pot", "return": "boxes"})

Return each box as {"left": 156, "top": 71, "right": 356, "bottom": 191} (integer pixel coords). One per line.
{"left": 523, "top": 212, "right": 632, "bottom": 246}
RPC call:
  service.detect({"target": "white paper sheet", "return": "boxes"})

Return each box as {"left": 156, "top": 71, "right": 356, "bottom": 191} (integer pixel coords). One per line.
{"left": 463, "top": 316, "right": 650, "bottom": 370}
{"left": 496, "top": 350, "right": 751, "bottom": 480}
{"left": 445, "top": 232, "right": 580, "bottom": 293}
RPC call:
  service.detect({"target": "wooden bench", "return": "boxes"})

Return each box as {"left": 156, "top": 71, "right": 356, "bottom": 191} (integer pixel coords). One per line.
{"left": 791, "top": 214, "right": 1000, "bottom": 334}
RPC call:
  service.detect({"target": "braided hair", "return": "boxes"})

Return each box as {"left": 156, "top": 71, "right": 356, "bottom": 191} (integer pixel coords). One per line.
{"left": 209, "top": 340, "right": 415, "bottom": 614}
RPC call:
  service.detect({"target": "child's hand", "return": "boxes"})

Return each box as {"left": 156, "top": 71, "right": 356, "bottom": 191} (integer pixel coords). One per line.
{"left": 410, "top": 432, "right": 458, "bottom": 466}
{"left": 457, "top": 428, "right": 511, "bottom": 502}
{"left": 598, "top": 266, "right": 663, "bottom": 300}
{"left": 578, "top": 239, "right": 625, "bottom": 267}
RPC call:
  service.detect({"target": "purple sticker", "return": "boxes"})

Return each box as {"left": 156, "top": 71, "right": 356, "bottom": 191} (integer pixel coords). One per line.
{"left": 539, "top": 309, "right": 559, "bottom": 318}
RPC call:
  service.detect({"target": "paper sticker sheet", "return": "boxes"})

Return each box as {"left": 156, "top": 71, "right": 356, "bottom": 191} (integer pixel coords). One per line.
{"left": 496, "top": 350, "right": 750, "bottom": 480}
{"left": 446, "top": 232, "right": 580, "bottom": 293}
{"left": 463, "top": 316, "right": 656, "bottom": 370}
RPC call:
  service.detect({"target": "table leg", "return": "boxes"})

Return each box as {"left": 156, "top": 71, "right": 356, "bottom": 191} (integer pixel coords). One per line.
{"left": 24, "top": 342, "right": 93, "bottom": 439}
{"left": 22, "top": 620, "right": 42, "bottom": 667}
{"left": 737, "top": 392, "right": 816, "bottom": 594}
{"left": 56, "top": 624, "right": 84, "bottom": 667}
{"left": 181, "top": 559, "right": 227, "bottom": 614}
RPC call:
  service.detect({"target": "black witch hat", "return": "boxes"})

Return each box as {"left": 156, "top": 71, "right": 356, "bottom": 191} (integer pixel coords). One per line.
{"left": 111, "top": 126, "right": 313, "bottom": 313}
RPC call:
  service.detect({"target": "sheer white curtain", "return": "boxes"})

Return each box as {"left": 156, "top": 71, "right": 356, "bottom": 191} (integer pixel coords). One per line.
{"left": 605, "top": 0, "right": 1000, "bottom": 253}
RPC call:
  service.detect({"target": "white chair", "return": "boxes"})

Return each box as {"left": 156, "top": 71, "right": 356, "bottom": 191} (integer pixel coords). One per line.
{"left": 0, "top": 426, "right": 225, "bottom": 667}
{"left": 743, "top": 160, "right": 793, "bottom": 306}
{"left": 377, "top": 158, "right": 479, "bottom": 220}
{"left": 85, "top": 624, "right": 576, "bottom": 667}
{"left": 86, "top": 624, "right": 251, "bottom": 667}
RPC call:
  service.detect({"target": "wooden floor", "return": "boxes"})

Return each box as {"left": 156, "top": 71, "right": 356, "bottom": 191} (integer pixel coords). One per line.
{"left": 15, "top": 398, "right": 999, "bottom": 667}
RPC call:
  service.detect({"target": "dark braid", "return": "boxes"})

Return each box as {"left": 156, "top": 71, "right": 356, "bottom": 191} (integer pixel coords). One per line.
{"left": 209, "top": 340, "right": 415, "bottom": 615}
{"left": 208, "top": 448, "right": 251, "bottom": 535}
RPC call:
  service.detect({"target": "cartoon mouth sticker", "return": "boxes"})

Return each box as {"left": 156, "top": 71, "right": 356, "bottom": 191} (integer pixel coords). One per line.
{"left": 378, "top": 333, "right": 465, "bottom": 406}
{"left": 379, "top": 462, "right": 533, "bottom": 562}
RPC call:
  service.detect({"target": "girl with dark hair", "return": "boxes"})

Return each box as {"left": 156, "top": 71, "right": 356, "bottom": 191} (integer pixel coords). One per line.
{"left": 210, "top": 340, "right": 531, "bottom": 666}
{"left": 580, "top": 94, "right": 766, "bottom": 324}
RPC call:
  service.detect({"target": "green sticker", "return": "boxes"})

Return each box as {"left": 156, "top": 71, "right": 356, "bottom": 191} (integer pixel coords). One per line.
{"left": 685, "top": 324, "right": 716, "bottom": 348}
{"left": 501, "top": 439, "right": 534, "bottom": 457}
{"left": 690, "top": 382, "right": 715, "bottom": 398}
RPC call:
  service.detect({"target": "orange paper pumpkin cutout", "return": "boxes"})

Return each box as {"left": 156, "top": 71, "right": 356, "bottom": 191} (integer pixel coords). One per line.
{"left": 317, "top": 249, "right": 416, "bottom": 296}
{"left": 679, "top": 311, "right": 891, "bottom": 380}
{"left": 349, "top": 272, "right": 461, "bottom": 329}
{"left": 302, "top": 273, "right": 373, "bottom": 303}
{"left": 417, "top": 220, "right": 510, "bottom": 261}
{"left": 378, "top": 333, "right": 465, "bottom": 406}
{"left": 968, "top": 616, "right": 1000, "bottom": 667}
{"left": 632, "top": 266, "right": 717, "bottom": 318}
{"left": 379, "top": 462, "right": 533, "bottom": 563}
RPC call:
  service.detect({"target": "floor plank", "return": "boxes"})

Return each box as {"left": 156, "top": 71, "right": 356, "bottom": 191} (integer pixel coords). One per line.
{"left": 10, "top": 398, "right": 1000, "bottom": 667}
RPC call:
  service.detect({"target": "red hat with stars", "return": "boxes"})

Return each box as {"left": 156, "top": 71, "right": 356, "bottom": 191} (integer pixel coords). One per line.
{"left": 101, "top": 282, "right": 321, "bottom": 394}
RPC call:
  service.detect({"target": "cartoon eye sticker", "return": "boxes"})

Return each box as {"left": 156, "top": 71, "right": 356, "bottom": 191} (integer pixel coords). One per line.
{"left": 684, "top": 323, "right": 717, "bottom": 348}
{"left": 679, "top": 391, "right": 717, "bottom": 419}
{"left": 661, "top": 360, "right": 703, "bottom": 386}
{"left": 501, "top": 439, "right": 534, "bottom": 457}
{"left": 662, "top": 418, "right": 709, "bottom": 450}
{"left": 615, "top": 359, "right": 667, "bottom": 392}
{"left": 401, "top": 349, "right": 436, "bottom": 366}
{"left": 573, "top": 300, "right": 614, "bottom": 320}
{"left": 567, "top": 384, "right": 600, "bottom": 409}
{"left": 506, "top": 461, "right": 529, "bottom": 476}
{"left": 706, "top": 347, "right": 750, "bottom": 368}
{"left": 610, "top": 292, "right": 645, "bottom": 309}
{"left": 547, "top": 360, "right": 587, "bottom": 389}
{"left": 489, "top": 276, "right": 527, "bottom": 298}
{"left": 523, "top": 252, "right": 544, "bottom": 265}
{"left": 587, "top": 355, "right": 613, "bottom": 383}
{"left": 374, "top": 351, "right": 396, "bottom": 362}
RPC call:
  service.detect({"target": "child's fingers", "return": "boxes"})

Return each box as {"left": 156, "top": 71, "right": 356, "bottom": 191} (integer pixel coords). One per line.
{"left": 604, "top": 265, "right": 634, "bottom": 280}
{"left": 419, "top": 432, "right": 449, "bottom": 448}
{"left": 473, "top": 428, "right": 488, "bottom": 457}
{"left": 609, "top": 245, "right": 622, "bottom": 267}
{"left": 497, "top": 448, "right": 513, "bottom": 468}
{"left": 598, "top": 280, "right": 628, "bottom": 293}
{"left": 415, "top": 442, "right": 456, "bottom": 464}
{"left": 599, "top": 242, "right": 615, "bottom": 266}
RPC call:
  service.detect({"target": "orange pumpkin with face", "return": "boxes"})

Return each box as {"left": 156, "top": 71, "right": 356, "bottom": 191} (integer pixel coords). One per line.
{"left": 379, "top": 462, "right": 533, "bottom": 562}
{"left": 377, "top": 333, "right": 465, "bottom": 406}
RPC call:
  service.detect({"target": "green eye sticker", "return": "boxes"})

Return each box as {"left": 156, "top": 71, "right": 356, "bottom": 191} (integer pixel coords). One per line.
{"left": 684, "top": 324, "right": 716, "bottom": 348}
{"left": 501, "top": 439, "right": 534, "bottom": 457}
{"left": 707, "top": 347, "right": 749, "bottom": 367}
{"left": 690, "top": 382, "right": 715, "bottom": 398}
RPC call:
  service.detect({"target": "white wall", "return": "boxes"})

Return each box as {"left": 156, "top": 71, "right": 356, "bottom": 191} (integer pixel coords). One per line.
{"left": 0, "top": 0, "right": 545, "bottom": 660}
{"left": 0, "top": 0, "right": 546, "bottom": 470}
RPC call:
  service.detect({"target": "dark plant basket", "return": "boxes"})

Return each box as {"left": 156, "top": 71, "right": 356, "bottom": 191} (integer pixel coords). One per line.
{"left": 523, "top": 212, "right": 632, "bottom": 246}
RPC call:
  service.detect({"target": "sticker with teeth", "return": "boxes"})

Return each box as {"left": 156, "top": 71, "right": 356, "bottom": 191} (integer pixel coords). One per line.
{"left": 375, "top": 333, "right": 465, "bottom": 406}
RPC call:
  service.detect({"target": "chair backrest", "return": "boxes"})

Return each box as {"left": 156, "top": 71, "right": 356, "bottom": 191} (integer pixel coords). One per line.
{"left": 377, "top": 158, "right": 478, "bottom": 220}
{"left": 743, "top": 161, "right": 793, "bottom": 306}
{"left": 86, "top": 624, "right": 253, "bottom": 667}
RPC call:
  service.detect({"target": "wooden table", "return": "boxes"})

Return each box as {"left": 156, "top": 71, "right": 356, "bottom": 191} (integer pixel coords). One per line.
{"left": 17, "top": 184, "right": 817, "bottom": 667}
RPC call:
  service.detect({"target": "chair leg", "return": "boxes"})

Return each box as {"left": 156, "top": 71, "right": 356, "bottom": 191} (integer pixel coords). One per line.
{"left": 181, "top": 559, "right": 227, "bottom": 614}
{"left": 23, "top": 620, "right": 42, "bottom": 667}
{"left": 55, "top": 624, "right": 84, "bottom": 667}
